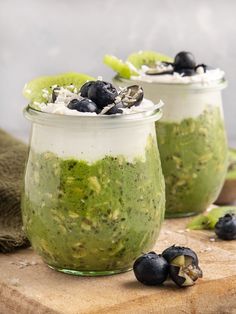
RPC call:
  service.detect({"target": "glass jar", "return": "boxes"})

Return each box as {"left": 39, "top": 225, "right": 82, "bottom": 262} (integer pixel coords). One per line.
{"left": 114, "top": 77, "right": 228, "bottom": 217}
{"left": 22, "top": 106, "right": 165, "bottom": 276}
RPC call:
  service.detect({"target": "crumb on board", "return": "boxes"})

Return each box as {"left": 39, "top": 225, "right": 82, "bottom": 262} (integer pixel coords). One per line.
{"left": 8, "top": 278, "right": 20, "bottom": 287}
{"left": 10, "top": 259, "right": 38, "bottom": 269}
{"left": 199, "top": 247, "right": 213, "bottom": 253}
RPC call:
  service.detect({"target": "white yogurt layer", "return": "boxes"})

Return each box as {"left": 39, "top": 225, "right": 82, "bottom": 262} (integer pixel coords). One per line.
{"left": 122, "top": 81, "right": 224, "bottom": 123}
{"left": 159, "top": 90, "right": 224, "bottom": 122}
{"left": 30, "top": 114, "right": 158, "bottom": 162}
{"left": 131, "top": 67, "right": 225, "bottom": 86}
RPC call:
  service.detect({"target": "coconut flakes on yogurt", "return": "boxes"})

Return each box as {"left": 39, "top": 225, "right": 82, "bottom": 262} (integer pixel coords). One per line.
{"left": 122, "top": 99, "right": 163, "bottom": 115}
{"left": 132, "top": 66, "right": 225, "bottom": 85}
{"left": 33, "top": 82, "right": 161, "bottom": 116}
{"left": 33, "top": 87, "right": 97, "bottom": 116}
{"left": 125, "top": 51, "right": 226, "bottom": 86}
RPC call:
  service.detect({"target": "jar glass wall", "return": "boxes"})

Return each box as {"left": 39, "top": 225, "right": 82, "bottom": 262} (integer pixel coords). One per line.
{"left": 22, "top": 107, "right": 165, "bottom": 276}
{"left": 114, "top": 77, "right": 228, "bottom": 217}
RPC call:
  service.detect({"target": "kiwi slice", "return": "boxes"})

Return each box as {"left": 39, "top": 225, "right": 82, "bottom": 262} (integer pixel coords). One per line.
{"left": 23, "top": 72, "right": 95, "bottom": 104}
{"left": 103, "top": 55, "right": 138, "bottom": 79}
{"left": 127, "top": 51, "right": 173, "bottom": 69}
{"left": 187, "top": 206, "right": 236, "bottom": 230}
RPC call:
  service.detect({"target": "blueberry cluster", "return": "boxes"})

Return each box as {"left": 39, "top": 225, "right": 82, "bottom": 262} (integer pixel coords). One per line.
{"left": 57, "top": 80, "right": 144, "bottom": 115}
{"left": 133, "top": 245, "right": 202, "bottom": 287}
{"left": 146, "top": 51, "right": 209, "bottom": 77}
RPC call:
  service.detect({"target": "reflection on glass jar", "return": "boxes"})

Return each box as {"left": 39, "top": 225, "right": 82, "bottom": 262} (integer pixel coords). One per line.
{"left": 22, "top": 108, "right": 165, "bottom": 276}
{"left": 114, "top": 77, "right": 228, "bottom": 218}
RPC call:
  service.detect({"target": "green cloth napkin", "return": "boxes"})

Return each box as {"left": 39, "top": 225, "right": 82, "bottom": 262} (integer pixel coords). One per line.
{"left": 0, "top": 129, "right": 30, "bottom": 252}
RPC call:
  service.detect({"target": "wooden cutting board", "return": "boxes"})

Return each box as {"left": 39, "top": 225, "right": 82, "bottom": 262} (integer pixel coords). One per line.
{"left": 0, "top": 217, "right": 236, "bottom": 314}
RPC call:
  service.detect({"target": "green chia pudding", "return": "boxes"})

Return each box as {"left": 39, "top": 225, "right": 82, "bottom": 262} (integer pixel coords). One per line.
{"left": 157, "top": 106, "right": 227, "bottom": 217}
{"left": 106, "top": 50, "right": 228, "bottom": 217}
{"left": 22, "top": 74, "right": 165, "bottom": 275}
{"left": 22, "top": 135, "right": 165, "bottom": 272}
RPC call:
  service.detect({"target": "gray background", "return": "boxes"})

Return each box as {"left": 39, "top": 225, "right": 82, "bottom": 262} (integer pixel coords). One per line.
{"left": 0, "top": 0, "right": 235, "bottom": 144}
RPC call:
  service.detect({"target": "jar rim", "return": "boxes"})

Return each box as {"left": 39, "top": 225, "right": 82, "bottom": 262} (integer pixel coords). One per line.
{"left": 114, "top": 76, "right": 227, "bottom": 92}
{"left": 23, "top": 104, "right": 163, "bottom": 127}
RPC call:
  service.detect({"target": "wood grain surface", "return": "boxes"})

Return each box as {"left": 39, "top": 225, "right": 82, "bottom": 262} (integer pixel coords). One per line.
{"left": 0, "top": 217, "right": 236, "bottom": 314}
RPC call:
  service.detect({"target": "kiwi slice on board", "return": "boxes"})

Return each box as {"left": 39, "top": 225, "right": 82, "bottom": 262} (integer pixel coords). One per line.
{"left": 103, "top": 55, "right": 138, "bottom": 79}
{"left": 187, "top": 206, "right": 236, "bottom": 230}
{"left": 127, "top": 51, "right": 173, "bottom": 69}
{"left": 23, "top": 72, "right": 95, "bottom": 104}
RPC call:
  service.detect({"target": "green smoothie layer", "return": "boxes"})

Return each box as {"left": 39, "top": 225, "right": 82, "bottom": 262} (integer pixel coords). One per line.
{"left": 156, "top": 106, "right": 228, "bottom": 217}
{"left": 22, "top": 135, "right": 165, "bottom": 271}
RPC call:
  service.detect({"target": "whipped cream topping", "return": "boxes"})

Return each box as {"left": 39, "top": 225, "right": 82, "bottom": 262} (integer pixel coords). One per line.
{"left": 33, "top": 87, "right": 161, "bottom": 116}
{"left": 130, "top": 64, "right": 225, "bottom": 85}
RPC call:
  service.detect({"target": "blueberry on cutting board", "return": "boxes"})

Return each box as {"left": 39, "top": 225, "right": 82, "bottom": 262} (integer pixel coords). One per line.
{"left": 133, "top": 252, "right": 169, "bottom": 285}
{"left": 162, "top": 245, "right": 202, "bottom": 287}
{"left": 215, "top": 213, "right": 236, "bottom": 240}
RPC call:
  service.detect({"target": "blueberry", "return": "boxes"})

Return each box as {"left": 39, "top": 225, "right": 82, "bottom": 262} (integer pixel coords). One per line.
{"left": 119, "top": 85, "right": 144, "bottom": 108}
{"left": 80, "top": 81, "right": 96, "bottom": 97}
{"left": 215, "top": 213, "right": 236, "bottom": 240}
{"left": 162, "top": 245, "right": 199, "bottom": 266}
{"left": 104, "top": 102, "right": 124, "bottom": 115}
{"left": 133, "top": 252, "right": 169, "bottom": 285}
{"left": 174, "top": 51, "right": 196, "bottom": 70}
{"left": 87, "top": 80, "right": 118, "bottom": 109}
{"left": 67, "top": 98, "right": 98, "bottom": 113}
{"left": 162, "top": 245, "right": 202, "bottom": 287}
{"left": 168, "top": 256, "right": 202, "bottom": 287}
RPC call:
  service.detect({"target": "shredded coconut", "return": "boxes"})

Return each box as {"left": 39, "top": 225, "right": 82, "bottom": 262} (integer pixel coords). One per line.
{"left": 33, "top": 86, "right": 162, "bottom": 116}
{"left": 131, "top": 68, "right": 225, "bottom": 85}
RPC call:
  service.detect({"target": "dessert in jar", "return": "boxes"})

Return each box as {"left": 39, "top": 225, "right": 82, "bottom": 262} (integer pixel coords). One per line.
{"left": 105, "top": 51, "right": 228, "bottom": 217}
{"left": 21, "top": 73, "right": 165, "bottom": 275}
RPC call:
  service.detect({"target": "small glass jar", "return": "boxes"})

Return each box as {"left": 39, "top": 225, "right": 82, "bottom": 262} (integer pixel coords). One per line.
{"left": 22, "top": 106, "right": 165, "bottom": 276}
{"left": 114, "top": 77, "right": 228, "bottom": 217}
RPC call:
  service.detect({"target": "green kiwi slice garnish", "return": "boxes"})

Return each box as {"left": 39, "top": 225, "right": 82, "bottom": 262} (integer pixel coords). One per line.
{"left": 103, "top": 55, "right": 138, "bottom": 79}
{"left": 23, "top": 72, "right": 95, "bottom": 104}
{"left": 127, "top": 50, "right": 173, "bottom": 69}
